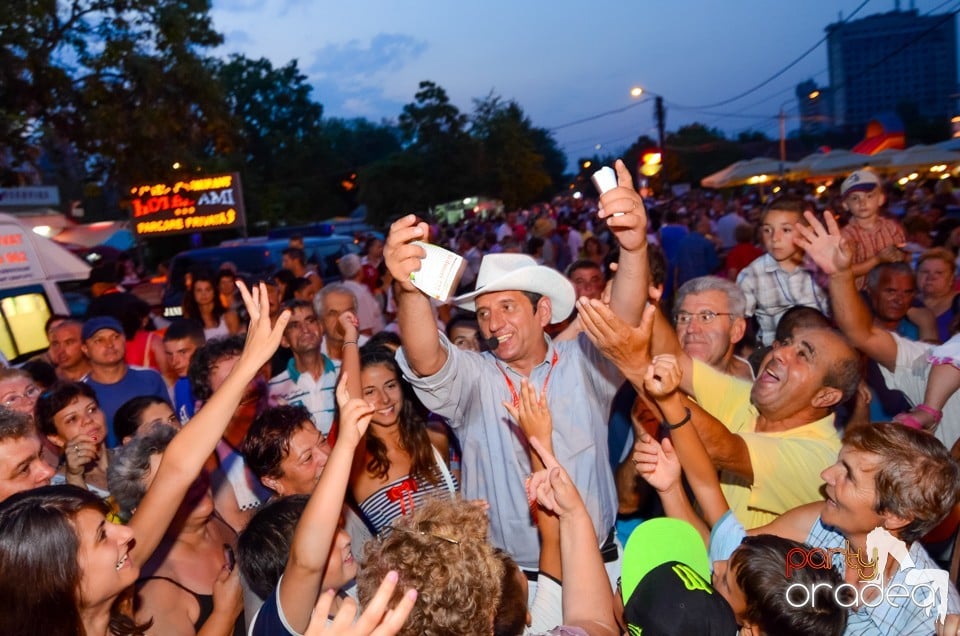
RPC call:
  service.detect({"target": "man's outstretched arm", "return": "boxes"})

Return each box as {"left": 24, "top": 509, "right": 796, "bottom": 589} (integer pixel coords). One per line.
{"left": 794, "top": 211, "right": 898, "bottom": 371}
{"left": 384, "top": 215, "right": 448, "bottom": 377}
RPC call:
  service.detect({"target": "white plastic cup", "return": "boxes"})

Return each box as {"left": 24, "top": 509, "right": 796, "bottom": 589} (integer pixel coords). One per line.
{"left": 409, "top": 241, "right": 466, "bottom": 301}
{"left": 591, "top": 166, "right": 618, "bottom": 195}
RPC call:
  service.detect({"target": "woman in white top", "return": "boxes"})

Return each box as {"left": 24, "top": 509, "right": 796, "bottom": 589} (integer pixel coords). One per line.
{"left": 183, "top": 271, "right": 241, "bottom": 340}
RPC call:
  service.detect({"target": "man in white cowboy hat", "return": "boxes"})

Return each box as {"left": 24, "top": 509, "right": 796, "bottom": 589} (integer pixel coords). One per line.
{"left": 384, "top": 160, "right": 650, "bottom": 580}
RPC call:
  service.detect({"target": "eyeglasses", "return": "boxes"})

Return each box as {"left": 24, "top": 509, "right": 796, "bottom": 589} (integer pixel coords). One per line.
{"left": 2, "top": 384, "right": 40, "bottom": 408}
{"left": 675, "top": 310, "right": 736, "bottom": 325}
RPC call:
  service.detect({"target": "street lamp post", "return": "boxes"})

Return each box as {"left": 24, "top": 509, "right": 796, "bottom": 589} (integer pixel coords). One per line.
{"left": 630, "top": 86, "right": 668, "bottom": 190}
{"left": 778, "top": 100, "right": 792, "bottom": 180}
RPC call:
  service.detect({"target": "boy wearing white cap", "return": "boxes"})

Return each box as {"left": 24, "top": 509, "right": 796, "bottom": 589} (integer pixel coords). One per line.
{"left": 839, "top": 168, "right": 907, "bottom": 289}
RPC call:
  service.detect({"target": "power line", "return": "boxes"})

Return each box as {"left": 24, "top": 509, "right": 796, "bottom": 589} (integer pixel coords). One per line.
{"left": 669, "top": 0, "right": 873, "bottom": 110}
{"left": 556, "top": 0, "right": 959, "bottom": 159}
{"left": 704, "top": 0, "right": 960, "bottom": 134}
{"left": 546, "top": 98, "right": 650, "bottom": 132}
{"left": 550, "top": 2, "right": 872, "bottom": 141}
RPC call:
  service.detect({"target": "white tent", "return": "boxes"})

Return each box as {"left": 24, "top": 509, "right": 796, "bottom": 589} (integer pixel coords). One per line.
{"left": 0, "top": 213, "right": 90, "bottom": 284}
{"left": 701, "top": 157, "right": 793, "bottom": 188}
{"left": 888, "top": 144, "right": 960, "bottom": 171}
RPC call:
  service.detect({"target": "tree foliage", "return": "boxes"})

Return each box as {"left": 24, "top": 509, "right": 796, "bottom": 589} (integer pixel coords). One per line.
{"left": 665, "top": 123, "right": 744, "bottom": 185}
{"left": 2, "top": 6, "right": 572, "bottom": 231}
{"left": 472, "top": 94, "right": 553, "bottom": 209}
{"left": 360, "top": 83, "right": 564, "bottom": 225}
{"left": 1, "top": 0, "right": 235, "bottom": 192}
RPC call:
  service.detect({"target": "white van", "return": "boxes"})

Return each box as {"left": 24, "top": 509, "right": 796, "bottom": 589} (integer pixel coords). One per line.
{"left": 0, "top": 213, "right": 91, "bottom": 362}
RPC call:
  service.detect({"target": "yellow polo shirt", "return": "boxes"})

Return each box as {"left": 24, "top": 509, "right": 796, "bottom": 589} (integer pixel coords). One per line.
{"left": 691, "top": 359, "right": 841, "bottom": 528}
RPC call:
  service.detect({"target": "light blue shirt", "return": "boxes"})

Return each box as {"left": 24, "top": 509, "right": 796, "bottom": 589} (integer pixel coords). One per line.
{"left": 397, "top": 331, "right": 621, "bottom": 570}
{"left": 708, "top": 511, "right": 960, "bottom": 635}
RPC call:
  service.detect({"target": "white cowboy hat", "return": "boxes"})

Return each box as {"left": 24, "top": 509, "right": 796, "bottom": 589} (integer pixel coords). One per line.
{"left": 452, "top": 253, "right": 575, "bottom": 324}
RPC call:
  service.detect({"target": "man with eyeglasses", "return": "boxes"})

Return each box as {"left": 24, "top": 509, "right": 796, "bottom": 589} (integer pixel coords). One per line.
{"left": 579, "top": 247, "right": 862, "bottom": 532}
{"left": 673, "top": 276, "right": 753, "bottom": 381}
{"left": 81, "top": 316, "right": 168, "bottom": 448}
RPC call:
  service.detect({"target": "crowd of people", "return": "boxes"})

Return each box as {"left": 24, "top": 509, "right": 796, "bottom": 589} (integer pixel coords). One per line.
{"left": 3, "top": 159, "right": 960, "bottom": 634}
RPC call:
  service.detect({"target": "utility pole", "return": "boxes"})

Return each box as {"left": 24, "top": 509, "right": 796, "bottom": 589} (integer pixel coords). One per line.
{"left": 779, "top": 107, "right": 787, "bottom": 179}
{"left": 655, "top": 95, "right": 668, "bottom": 191}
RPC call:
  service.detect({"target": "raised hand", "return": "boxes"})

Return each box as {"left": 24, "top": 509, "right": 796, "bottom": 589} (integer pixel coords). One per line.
{"left": 632, "top": 430, "right": 681, "bottom": 493}
{"left": 236, "top": 280, "right": 291, "bottom": 369}
{"left": 502, "top": 379, "right": 552, "bottom": 449}
{"left": 305, "top": 570, "right": 418, "bottom": 636}
{"left": 792, "top": 211, "right": 853, "bottom": 275}
{"left": 578, "top": 297, "right": 657, "bottom": 377}
{"left": 877, "top": 243, "right": 906, "bottom": 264}
{"left": 384, "top": 215, "right": 430, "bottom": 294}
{"left": 338, "top": 310, "right": 360, "bottom": 342}
{"left": 335, "top": 372, "right": 375, "bottom": 448}
{"left": 597, "top": 159, "right": 648, "bottom": 252}
{"left": 526, "top": 436, "right": 585, "bottom": 519}
{"left": 643, "top": 354, "right": 683, "bottom": 400}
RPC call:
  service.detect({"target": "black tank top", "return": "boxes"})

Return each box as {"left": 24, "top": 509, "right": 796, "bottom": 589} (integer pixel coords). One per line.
{"left": 136, "top": 575, "right": 244, "bottom": 636}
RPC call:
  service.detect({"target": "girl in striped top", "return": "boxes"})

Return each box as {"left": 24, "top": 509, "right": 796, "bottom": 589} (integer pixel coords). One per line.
{"left": 349, "top": 346, "right": 458, "bottom": 535}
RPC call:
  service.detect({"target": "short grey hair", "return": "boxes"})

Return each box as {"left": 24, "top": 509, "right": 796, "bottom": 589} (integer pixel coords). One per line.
{"left": 107, "top": 424, "right": 176, "bottom": 515}
{"left": 674, "top": 276, "right": 747, "bottom": 318}
{"left": 865, "top": 262, "right": 915, "bottom": 292}
{"left": 313, "top": 283, "right": 359, "bottom": 316}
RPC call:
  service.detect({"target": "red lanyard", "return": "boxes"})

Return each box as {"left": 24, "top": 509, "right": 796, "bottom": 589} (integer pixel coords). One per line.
{"left": 497, "top": 349, "right": 559, "bottom": 408}
{"left": 497, "top": 349, "right": 559, "bottom": 526}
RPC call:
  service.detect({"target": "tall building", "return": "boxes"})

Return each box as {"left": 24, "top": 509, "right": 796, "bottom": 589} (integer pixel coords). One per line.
{"left": 795, "top": 80, "right": 831, "bottom": 136}
{"left": 824, "top": 5, "right": 957, "bottom": 130}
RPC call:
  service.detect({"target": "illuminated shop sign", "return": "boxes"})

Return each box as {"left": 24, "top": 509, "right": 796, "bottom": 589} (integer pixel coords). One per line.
{"left": 129, "top": 173, "right": 247, "bottom": 237}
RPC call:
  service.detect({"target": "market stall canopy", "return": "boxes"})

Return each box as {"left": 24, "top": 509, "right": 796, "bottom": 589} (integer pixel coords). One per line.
{"left": 5, "top": 209, "right": 73, "bottom": 237}
{"left": 936, "top": 137, "right": 960, "bottom": 152}
{"left": 0, "top": 213, "right": 91, "bottom": 283}
{"left": 700, "top": 157, "right": 794, "bottom": 188}
{"left": 701, "top": 161, "right": 743, "bottom": 189}
{"left": 54, "top": 221, "right": 134, "bottom": 250}
{"left": 888, "top": 144, "right": 960, "bottom": 172}
{"left": 800, "top": 149, "right": 897, "bottom": 179}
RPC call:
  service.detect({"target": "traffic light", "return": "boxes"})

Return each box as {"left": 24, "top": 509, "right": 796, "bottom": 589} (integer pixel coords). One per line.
{"left": 640, "top": 149, "right": 662, "bottom": 176}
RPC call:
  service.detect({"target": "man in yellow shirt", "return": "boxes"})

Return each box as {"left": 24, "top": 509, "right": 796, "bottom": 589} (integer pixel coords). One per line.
{"left": 574, "top": 176, "right": 861, "bottom": 528}
{"left": 582, "top": 295, "right": 859, "bottom": 528}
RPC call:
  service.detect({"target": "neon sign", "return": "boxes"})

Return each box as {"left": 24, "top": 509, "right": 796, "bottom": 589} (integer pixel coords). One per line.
{"left": 129, "top": 173, "right": 246, "bottom": 237}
